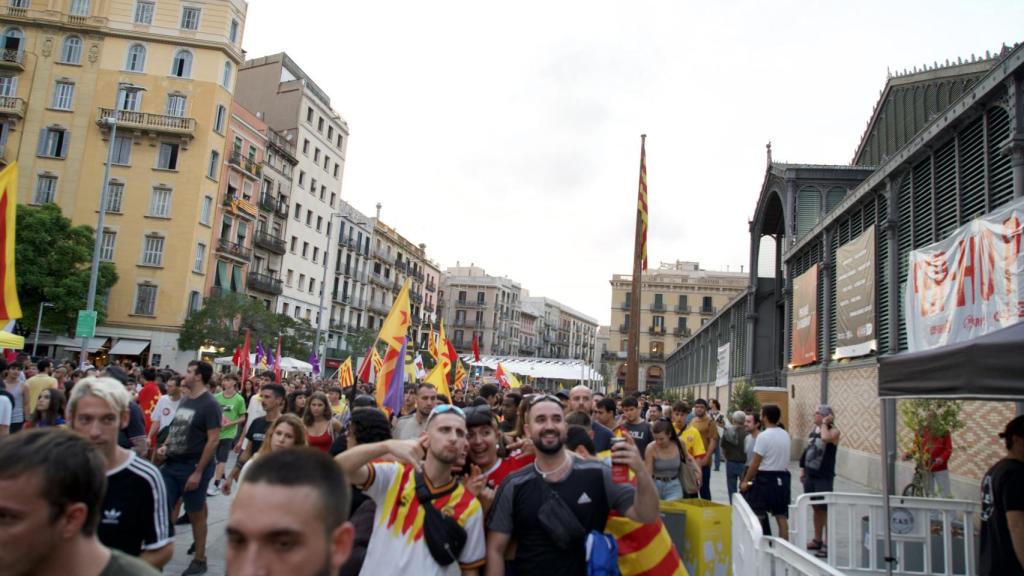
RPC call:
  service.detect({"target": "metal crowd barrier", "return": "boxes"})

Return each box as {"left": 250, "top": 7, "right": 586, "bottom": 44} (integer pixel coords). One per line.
{"left": 733, "top": 493, "right": 845, "bottom": 576}
{"left": 790, "top": 492, "right": 980, "bottom": 576}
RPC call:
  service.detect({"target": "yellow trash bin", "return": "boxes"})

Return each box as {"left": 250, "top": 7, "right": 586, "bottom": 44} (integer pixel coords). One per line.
{"left": 660, "top": 499, "right": 731, "bottom": 576}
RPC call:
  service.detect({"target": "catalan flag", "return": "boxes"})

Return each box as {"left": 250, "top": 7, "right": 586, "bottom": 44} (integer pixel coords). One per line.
{"left": 0, "top": 162, "right": 21, "bottom": 321}
{"left": 606, "top": 514, "right": 687, "bottom": 576}
{"left": 637, "top": 136, "right": 648, "bottom": 271}
{"left": 338, "top": 356, "right": 354, "bottom": 388}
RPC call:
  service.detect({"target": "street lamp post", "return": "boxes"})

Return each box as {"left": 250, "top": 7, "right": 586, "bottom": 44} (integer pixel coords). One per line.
{"left": 79, "top": 83, "right": 146, "bottom": 367}
{"left": 32, "top": 302, "right": 53, "bottom": 358}
{"left": 313, "top": 212, "right": 342, "bottom": 376}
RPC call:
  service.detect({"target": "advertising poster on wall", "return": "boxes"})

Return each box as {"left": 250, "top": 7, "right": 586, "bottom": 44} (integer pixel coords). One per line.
{"left": 715, "top": 343, "right": 730, "bottom": 387}
{"left": 790, "top": 264, "right": 818, "bottom": 367}
{"left": 835, "top": 226, "right": 877, "bottom": 359}
{"left": 904, "top": 197, "right": 1023, "bottom": 351}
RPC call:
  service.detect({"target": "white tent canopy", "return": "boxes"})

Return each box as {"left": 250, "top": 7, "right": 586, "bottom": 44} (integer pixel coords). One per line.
{"left": 461, "top": 355, "right": 603, "bottom": 383}
{"left": 214, "top": 354, "right": 313, "bottom": 374}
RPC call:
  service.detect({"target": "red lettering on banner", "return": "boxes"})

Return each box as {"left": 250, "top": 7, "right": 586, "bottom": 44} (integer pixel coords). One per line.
{"left": 1004, "top": 214, "right": 1021, "bottom": 298}
{"left": 956, "top": 233, "right": 997, "bottom": 307}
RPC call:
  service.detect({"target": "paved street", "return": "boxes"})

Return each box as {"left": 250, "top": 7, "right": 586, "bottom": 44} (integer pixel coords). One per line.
{"left": 163, "top": 454, "right": 876, "bottom": 575}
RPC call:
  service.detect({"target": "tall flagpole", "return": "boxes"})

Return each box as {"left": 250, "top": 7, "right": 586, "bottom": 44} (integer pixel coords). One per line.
{"left": 626, "top": 134, "right": 647, "bottom": 396}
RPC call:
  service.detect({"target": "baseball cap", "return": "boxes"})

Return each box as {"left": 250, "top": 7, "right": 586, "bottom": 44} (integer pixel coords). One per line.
{"left": 999, "top": 415, "right": 1024, "bottom": 441}
{"left": 816, "top": 404, "right": 834, "bottom": 417}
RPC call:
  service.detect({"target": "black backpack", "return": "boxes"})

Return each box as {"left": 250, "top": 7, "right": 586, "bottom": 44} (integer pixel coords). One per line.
{"left": 413, "top": 471, "right": 468, "bottom": 566}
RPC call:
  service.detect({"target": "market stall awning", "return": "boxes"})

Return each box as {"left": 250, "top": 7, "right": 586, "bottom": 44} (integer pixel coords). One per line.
{"left": 109, "top": 339, "right": 150, "bottom": 356}
{"left": 461, "top": 355, "right": 603, "bottom": 382}
{"left": 61, "top": 337, "right": 109, "bottom": 353}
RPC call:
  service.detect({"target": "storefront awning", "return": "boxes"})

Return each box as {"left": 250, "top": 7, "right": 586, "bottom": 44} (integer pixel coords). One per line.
{"left": 109, "top": 338, "right": 150, "bottom": 356}
{"left": 61, "top": 337, "right": 109, "bottom": 353}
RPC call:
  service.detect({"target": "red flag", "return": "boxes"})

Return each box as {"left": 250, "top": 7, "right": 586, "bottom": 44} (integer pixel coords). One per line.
{"left": 356, "top": 344, "right": 375, "bottom": 384}
{"left": 472, "top": 332, "right": 480, "bottom": 362}
{"left": 445, "top": 338, "right": 458, "bottom": 385}
{"left": 231, "top": 346, "right": 241, "bottom": 367}
{"left": 273, "top": 335, "right": 282, "bottom": 384}
{"left": 240, "top": 329, "right": 252, "bottom": 384}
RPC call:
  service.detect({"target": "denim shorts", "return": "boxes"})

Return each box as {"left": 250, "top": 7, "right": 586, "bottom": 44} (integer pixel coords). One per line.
{"left": 161, "top": 459, "right": 214, "bottom": 514}
{"left": 654, "top": 477, "right": 684, "bottom": 501}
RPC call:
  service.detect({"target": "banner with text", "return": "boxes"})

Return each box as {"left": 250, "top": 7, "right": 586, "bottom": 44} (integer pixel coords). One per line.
{"left": 791, "top": 264, "right": 819, "bottom": 367}
{"left": 715, "top": 343, "right": 730, "bottom": 387}
{"left": 836, "top": 226, "right": 877, "bottom": 359}
{"left": 904, "top": 197, "right": 1023, "bottom": 351}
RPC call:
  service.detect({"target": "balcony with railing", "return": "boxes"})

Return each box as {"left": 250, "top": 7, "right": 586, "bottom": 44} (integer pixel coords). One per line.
{"left": 253, "top": 230, "right": 286, "bottom": 255}
{"left": 425, "top": 281, "right": 437, "bottom": 293}
{"left": 209, "top": 286, "right": 235, "bottom": 298}
{"left": 247, "top": 271, "right": 283, "bottom": 295}
{"left": 258, "top": 193, "right": 277, "bottom": 213}
{"left": 410, "top": 292, "right": 423, "bottom": 304}
{"left": 456, "top": 299, "right": 486, "bottom": 308}
{"left": 274, "top": 198, "right": 289, "bottom": 219}
{"left": 424, "top": 302, "right": 435, "bottom": 313}
{"left": 675, "top": 304, "right": 692, "bottom": 313}
{"left": 97, "top": 108, "right": 195, "bottom": 139}
{"left": 0, "top": 96, "right": 25, "bottom": 118}
{"left": 229, "top": 151, "right": 261, "bottom": 179}
{"left": 618, "top": 301, "right": 631, "bottom": 310}
{"left": 648, "top": 325, "right": 666, "bottom": 335}
{"left": 373, "top": 247, "right": 394, "bottom": 263}
{"left": 369, "top": 272, "right": 390, "bottom": 288}
{"left": 650, "top": 302, "right": 666, "bottom": 312}
{"left": 216, "top": 237, "right": 251, "bottom": 261}
{"left": 391, "top": 281, "right": 402, "bottom": 293}
{"left": 267, "top": 127, "right": 296, "bottom": 160}
{"left": 0, "top": 49, "right": 24, "bottom": 70}
{"left": 368, "top": 300, "right": 390, "bottom": 315}
{"left": 700, "top": 306, "right": 717, "bottom": 315}
{"left": 672, "top": 327, "right": 693, "bottom": 338}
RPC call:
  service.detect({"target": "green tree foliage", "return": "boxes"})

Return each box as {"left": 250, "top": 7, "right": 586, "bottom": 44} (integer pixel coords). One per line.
{"left": 342, "top": 328, "right": 379, "bottom": 360}
{"left": 177, "top": 292, "right": 314, "bottom": 359}
{"left": 729, "top": 379, "right": 761, "bottom": 413}
{"left": 15, "top": 204, "right": 117, "bottom": 338}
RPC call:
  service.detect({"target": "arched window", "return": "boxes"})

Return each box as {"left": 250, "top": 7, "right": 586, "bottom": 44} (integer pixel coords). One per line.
{"left": 170, "top": 49, "right": 192, "bottom": 78}
{"left": 221, "top": 61, "right": 232, "bottom": 89}
{"left": 60, "top": 36, "right": 82, "bottom": 64}
{"left": 125, "top": 43, "right": 146, "bottom": 72}
{"left": 2, "top": 28, "right": 24, "bottom": 54}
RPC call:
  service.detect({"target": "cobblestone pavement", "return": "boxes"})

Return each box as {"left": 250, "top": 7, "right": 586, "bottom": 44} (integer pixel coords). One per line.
{"left": 163, "top": 455, "right": 876, "bottom": 575}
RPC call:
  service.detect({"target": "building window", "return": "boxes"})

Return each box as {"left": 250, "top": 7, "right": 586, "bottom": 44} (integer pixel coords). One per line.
{"left": 125, "top": 43, "right": 146, "bottom": 72}
{"left": 193, "top": 242, "right": 205, "bottom": 272}
{"left": 69, "top": 0, "right": 90, "bottom": 16}
{"left": 33, "top": 175, "right": 56, "bottom": 204}
{"left": 302, "top": 242, "right": 309, "bottom": 258}
{"left": 105, "top": 181, "right": 124, "bottom": 212}
{"left": 187, "top": 290, "right": 201, "bottom": 316}
{"left": 306, "top": 107, "right": 314, "bottom": 123}
{"left": 289, "top": 236, "right": 297, "bottom": 252}
{"left": 148, "top": 186, "right": 172, "bottom": 217}
{"left": 334, "top": 164, "right": 340, "bottom": 178}
{"left": 50, "top": 81, "right": 74, "bottom": 110}
{"left": 312, "top": 246, "right": 319, "bottom": 263}
{"left": 317, "top": 117, "right": 324, "bottom": 132}
{"left": 337, "top": 134, "right": 343, "bottom": 148}
{"left": 293, "top": 203, "right": 301, "bottom": 220}
{"left": 180, "top": 6, "right": 201, "bottom": 30}
{"left": 305, "top": 210, "right": 312, "bottom": 226}
{"left": 141, "top": 235, "right": 164, "bottom": 266}
{"left": 199, "top": 195, "right": 212, "bottom": 225}
{"left": 117, "top": 87, "right": 142, "bottom": 112}
{"left": 310, "top": 178, "right": 317, "bottom": 195}
{"left": 36, "top": 127, "right": 69, "bottom": 158}
{"left": 60, "top": 36, "right": 82, "bottom": 64}
{"left": 207, "top": 150, "right": 219, "bottom": 180}
{"left": 229, "top": 19, "right": 239, "bottom": 43}
{"left": 156, "top": 142, "right": 179, "bottom": 170}
{"left": 327, "top": 126, "right": 333, "bottom": 140}
{"left": 213, "top": 104, "right": 226, "bottom": 133}
{"left": 324, "top": 155, "right": 330, "bottom": 170}
{"left": 134, "top": 284, "right": 157, "bottom": 315}
{"left": 170, "top": 49, "right": 192, "bottom": 78}
{"left": 302, "top": 139, "right": 309, "bottom": 155}
{"left": 165, "top": 94, "right": 186, "bottom": 117}
{"left": 221, "top": 61, "right": 232, "bottom": 89}
{"left": 0, "top": 75, "right": 16, "bottom": 97}
{"left": 133, "top": 0, "right": 154, "bottom": 24}
{"left": 316, "top": 215, "right": 322, "bottom": 232}
{"left": 308, "top": 277, "right": 315, "bottom": 293}
{"left": 99, "top": 230, "right": 116, "bottom": 261}
{"left": 111, "top": 136, "right": 131, "bottom": 165}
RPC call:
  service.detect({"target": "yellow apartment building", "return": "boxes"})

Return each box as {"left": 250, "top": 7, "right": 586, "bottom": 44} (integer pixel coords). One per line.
{"left": 608, "top": 261, "right": 746, "bottom": 392}
{"left": 1, "top": 0, "right": 246, "bottom": 368}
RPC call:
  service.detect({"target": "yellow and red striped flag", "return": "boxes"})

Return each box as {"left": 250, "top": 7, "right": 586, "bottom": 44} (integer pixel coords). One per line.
{"left": 0, "top": 162, "right": 21, "bottom": 321}
{"left": 637, "top": 136, "right": 648, "bottom": 271}
{"left": 338, "top": 356, "right": 354, "bottom": 387}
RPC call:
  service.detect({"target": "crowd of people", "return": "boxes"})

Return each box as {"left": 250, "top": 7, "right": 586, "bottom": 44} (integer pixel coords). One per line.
{"left": 0, "top": 354, "right": 1022, "bottom": 576}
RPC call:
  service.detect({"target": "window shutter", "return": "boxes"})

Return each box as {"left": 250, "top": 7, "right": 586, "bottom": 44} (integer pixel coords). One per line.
{"left": 36, "top": 128, "right": 47, "bottom": 156}
{"left": 58, "top": 130, "right": 69, "bottom": 158}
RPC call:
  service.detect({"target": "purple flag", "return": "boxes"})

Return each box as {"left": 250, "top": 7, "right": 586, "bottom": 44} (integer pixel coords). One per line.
{"left": 255, "top": 342, "right": 265, "bottom": 366}
{"left": 309, "top": 351, "right": 320, "bottom": 375}
{"left": 384, "top": 338, "right": 406, "bottom": 416}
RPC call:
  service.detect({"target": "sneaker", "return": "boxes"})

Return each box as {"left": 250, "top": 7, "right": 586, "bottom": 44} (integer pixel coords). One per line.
{"left": 181, "top": 559, "right": 207, "bottom": 576}
{"left": 815, "top": 546, "right": 828, "bottom": 559}
{"left": 807, "top": 539, "right": 824, "bottom": 551}
{"left": 206, "top": 484, "right": 220, "bottom": 497}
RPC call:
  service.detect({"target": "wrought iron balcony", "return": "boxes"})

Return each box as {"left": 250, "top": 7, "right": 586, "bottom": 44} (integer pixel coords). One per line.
{"left": 97, "top": 108, "right": 195, "bottom": 139}
{"left": 229, "top": 150, "right": 261, "bottom": 179}
{"left": 368, "top": 301, "right": 389, "bottom": 315}
{"left": 648, "top": 325, "right": 666, "bottom": 335}
{"left": 247, "top": 271, "right": 282, "bottom": 295}
{"left": 0, "top": 49, "right": 24, "bottom": 70}
{"left": 618, "top": 301, "right": 631, "bottom": 310}
{"left": 258, "top": 194, "right": 277, "bottom": 213}
{"left": 425, "top": 282, "right": 437, "bottom": 293}
{"left": 672, "top": 327, "right": 692, "bottom": 337}
{"left": 424, "top": 302, "right": 435, "bottom": 313}
{"left": 650, "top": 303, "right": 666, "bottom": 312}
{"left": 410, "top": 292, "right": 423, "bottom": 304}
{"left": 274, "top": 200, "right": 289, "bottom": 219}
{"left": 253, "top": 230, "right": 286, "bottom": 255}
{"left": 675, "top": 304, "right": 692, "bottom": 313}
{"left": 215, "top": 237, "right": 251, "bottom": 261}
{"left": 369, "top": 272, "right": 389, "bottom": 288}
{"left": 0, "top": 96, "right": 25, "bottom": 118}
{"left": 209, "top": 286, "right": 234, "bottom": 298}
{"left": 456, "top": 299, "right": 486, "bottom": 309}
{"left": 700, "top": 306, "right": 717, "bottom": 315}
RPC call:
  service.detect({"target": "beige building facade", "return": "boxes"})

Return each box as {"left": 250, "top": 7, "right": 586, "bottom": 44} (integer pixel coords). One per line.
{"left": 3, "top": 0, "right": 246, "bottom": 368}
{"left": 608, "top": 261, "right": 745, "bottom": 392}
{"left": 522, "top": 294, "right": 598, "bottom": 364}
{"left": 442, "top": 265, "right": 521, "bottom": 355}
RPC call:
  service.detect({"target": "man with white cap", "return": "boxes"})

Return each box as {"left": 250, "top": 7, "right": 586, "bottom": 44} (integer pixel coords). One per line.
{"left": 800, "top": 404, "right": 840, "bottom": 557}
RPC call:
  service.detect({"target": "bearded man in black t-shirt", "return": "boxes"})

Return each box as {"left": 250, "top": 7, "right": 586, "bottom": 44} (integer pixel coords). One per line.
{"left": 486, "top": 394, "right": 660, "bottom": 576}
{"left": 979, "top": 415, "right": 1024, "bottom": 576}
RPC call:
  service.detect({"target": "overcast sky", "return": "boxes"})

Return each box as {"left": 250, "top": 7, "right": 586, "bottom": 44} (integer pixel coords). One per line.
{"left": 242, "top": 0, "right": 1022, "bottom": 325}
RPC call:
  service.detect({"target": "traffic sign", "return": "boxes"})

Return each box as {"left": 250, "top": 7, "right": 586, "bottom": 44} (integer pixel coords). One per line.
{"left": 75, "top": 310, "right": 97, "bottom": 338}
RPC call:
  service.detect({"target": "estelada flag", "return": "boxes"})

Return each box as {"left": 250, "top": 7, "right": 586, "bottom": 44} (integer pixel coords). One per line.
{"left": 338, "top": 357, "right": 354, "bottom": 388}
{"left": 0, "top": 162, "right": 21, "bottom": 321}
